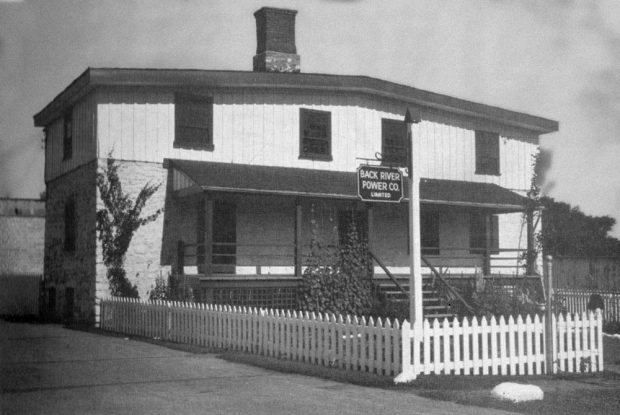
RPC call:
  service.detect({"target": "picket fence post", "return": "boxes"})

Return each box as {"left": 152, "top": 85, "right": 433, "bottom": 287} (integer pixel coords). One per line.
{"left": 544, "top": 255, "right": 555, "bottom": 373}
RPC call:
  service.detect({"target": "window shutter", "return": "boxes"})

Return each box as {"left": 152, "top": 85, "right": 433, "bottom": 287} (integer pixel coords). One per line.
{"left": 381, "top": 119, "right": 407, "bottom": 166}
{"left": 299, "top": 108, "right": 332, "bottom": 160}
{"left": 421, "top": 211, "right": 440, "bottom": 255}
{"left": 64, "top": 199, "right": 76, "bottom": 252}
{"left": 63, "top": 111, "right": 73, "bottom": 160}
{"left": 469, "top": 213, "right": 485, "bottom": 254}
{"left": 475, "top": 130, "right": 500, "bottom": 175}
{"left": 174, "top": 94, "right": 213, "bottom": 150}
{"left": 490, "top": 214, "right": 500, "bottom": 254}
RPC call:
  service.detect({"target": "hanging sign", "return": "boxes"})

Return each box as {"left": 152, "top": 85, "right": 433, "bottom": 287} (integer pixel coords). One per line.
{"left": 357, "top": 165, "right": 403, "bottom": 202}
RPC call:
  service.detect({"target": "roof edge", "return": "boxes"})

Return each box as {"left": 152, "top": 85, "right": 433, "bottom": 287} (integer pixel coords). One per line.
{"left": 33, "top": 68, "right": 559, "bottom": 133}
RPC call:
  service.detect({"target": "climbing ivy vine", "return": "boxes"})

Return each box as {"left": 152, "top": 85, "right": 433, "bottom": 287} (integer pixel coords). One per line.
{"left": 96, "top": 157, "right": 162, "bottom": 297}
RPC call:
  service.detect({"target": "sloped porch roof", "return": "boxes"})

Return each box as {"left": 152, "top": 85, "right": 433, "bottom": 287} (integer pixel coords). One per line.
{"left": 167, "top": 159, "right": 529, "bottom": 212}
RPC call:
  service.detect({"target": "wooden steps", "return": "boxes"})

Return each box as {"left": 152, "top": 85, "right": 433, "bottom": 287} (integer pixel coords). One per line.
{"left": 374, "top": 276, "right": 457, "bottom": 320}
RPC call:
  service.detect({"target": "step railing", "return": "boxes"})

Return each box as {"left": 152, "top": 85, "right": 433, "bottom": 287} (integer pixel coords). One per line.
{"left": 368, "top": 250, "right": 407, "bottom": 296}
{"left": 421, "top": 256, "right": 475, "bottom": 315}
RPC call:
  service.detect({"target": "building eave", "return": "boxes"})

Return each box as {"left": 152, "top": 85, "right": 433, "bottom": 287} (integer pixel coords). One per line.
{"left": 33, "top": 68, "right": 559, "bottom": 134}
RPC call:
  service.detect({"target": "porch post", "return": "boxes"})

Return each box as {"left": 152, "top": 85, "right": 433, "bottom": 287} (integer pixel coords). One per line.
{"left": 204, "top": 193, "right": 213, "bottom": 277}
{"left": 526, "top": 208, "right": 535, "bottom": 275}
{"left": 484, "top": 214, "right": 492, "bottom": 276}
{"left": 294, "top": 199, "right": 302, "bottom": 278}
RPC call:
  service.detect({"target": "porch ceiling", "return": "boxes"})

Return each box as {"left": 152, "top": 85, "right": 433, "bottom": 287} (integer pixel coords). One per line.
{"left": 167, "top": 159, "right": 528, "bottom": 212}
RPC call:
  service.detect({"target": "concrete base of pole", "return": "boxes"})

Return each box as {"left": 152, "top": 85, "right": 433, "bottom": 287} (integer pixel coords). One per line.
{"left": 394, "top": 369, "right": 417, "bottom": 384}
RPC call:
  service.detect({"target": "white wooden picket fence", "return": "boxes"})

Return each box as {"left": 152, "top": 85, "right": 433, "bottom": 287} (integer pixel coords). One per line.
{"left": 401, "top": 312, "right": 603, "bottom": 377}
{"left": 99, "top": 297, "right": 604, "bottom": 380}
{"left": 100, "top": 298, "right": 403, "bottom": 376}
{"left": 555, "top": 288, "right": 620, "bottom": 323}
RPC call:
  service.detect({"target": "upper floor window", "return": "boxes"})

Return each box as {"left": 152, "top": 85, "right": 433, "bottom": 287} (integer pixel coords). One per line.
{"left": 64, "top": 198, "right": 76, "bottom": 252}
{"left": 469, "top": 213, "right": 499, "bottom": 254}
{"left": 381, "top": 118, "right": 407, "bottom": 166}
{"left": 475, "top": 130, "right": 500, "bottom": 175}
{"left": 299, "top": 108, "right": 331, "bottom": 161}
{"left": 174, "top": 94, "right": 213, "bottom": 150}
{"left": 63, "top": 110, "right": 72, "bottom": 160}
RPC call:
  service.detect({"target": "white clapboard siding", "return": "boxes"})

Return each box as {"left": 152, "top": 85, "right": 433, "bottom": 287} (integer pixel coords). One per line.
{"left": 45, "top": 93, "right": 97, "bottom": 182}
{"left": 90, "top": 89, "right": 537, "bottom": 190}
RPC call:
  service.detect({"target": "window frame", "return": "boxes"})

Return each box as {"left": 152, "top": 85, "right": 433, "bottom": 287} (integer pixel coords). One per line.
{"left": 299, "top": 108, "right": 332, "bottom": 161}
{"left": 174, "top": 93, "right": 214, "bottom": 151}
{"left": 63, "top": 110, "right": 73, "bottom": 161}
{"left": 64, "top": 198, "right": 76, "bottom": 253}
{"left": 475, "top": 130, "right": 500, "bottom": 176}
{"left": 381, "top": 118, "right": 408, "bottom": 167}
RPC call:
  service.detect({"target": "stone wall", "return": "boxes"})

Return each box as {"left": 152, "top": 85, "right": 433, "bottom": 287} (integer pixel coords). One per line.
{"left": 44, "top": 161, "right": 98, "bottom": 321}
{"left": 95, "top": 159, "right": 172, "bottom": 304}
{"left": 45, "top": 159, "right": 173, "bottom": 323}
{"left": 0, "top": 216, "right": 45, "bottom": 275}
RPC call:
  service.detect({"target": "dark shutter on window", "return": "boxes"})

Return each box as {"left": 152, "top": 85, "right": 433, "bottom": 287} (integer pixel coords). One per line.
{"left": 382, "top": 119, "right": 407, "bottom": 166}
{"left": 421, "top": 211, "right": 440, "bottom": 255}
{"left": 63, "top": 111, "right": 73, "bottom": 160}
{"left": 475, "top": 131, "right": 500, "bottom": 175}
{"left": 470, "top": 213, "right": 499, "bottom": 254}
{"left": 174, "top": 94, "right": 213, "bottom": 150}
{"left": 299, "top": 108, "right": 332, "bottom": 160}
{"left": 469, "top": 213, "right": 486, "bottom": 254}
{"left": 490, "top": 214, "right": 500, "bottom": 254}
{"left": 64, "top": 199, "right": 76, "bottom": 252}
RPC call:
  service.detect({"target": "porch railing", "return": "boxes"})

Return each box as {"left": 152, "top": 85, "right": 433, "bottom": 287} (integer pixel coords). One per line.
{"left": 177, "top": 240, "right": 536, "bottom": 279}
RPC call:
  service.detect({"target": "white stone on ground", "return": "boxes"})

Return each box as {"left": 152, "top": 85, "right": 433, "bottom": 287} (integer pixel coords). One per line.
{"left": 491, "top": 382, "right": 544, "bottom": 403}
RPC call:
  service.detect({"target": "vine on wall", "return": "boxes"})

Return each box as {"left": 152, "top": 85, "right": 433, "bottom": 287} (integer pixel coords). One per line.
{"left": 297, "top": 206, "right": 378, "bottom": 316}
{"left": 96, "top": 157, "right": 162, "bottom": 297}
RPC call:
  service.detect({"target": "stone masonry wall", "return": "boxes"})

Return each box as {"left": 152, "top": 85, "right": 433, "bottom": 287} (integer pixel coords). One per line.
{"left": 44, "top": 161, "right": 98, "bottom": 321}
{"left": 95, "top": 159, "right": 171, "bottom": 305}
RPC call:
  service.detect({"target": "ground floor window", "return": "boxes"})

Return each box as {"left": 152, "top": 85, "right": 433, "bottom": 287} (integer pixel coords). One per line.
{"left": 469, "top": 213, "right": 499, "bottom": 254}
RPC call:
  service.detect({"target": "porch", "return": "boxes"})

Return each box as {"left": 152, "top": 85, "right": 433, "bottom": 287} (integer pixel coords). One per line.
{"left": 166, "top": 159, "right": 541, "bottom": 313}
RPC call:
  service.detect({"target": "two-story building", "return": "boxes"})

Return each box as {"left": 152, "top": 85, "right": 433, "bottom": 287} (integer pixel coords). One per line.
{"left": 34, "top": 7, "right": 558, "bottom": 323}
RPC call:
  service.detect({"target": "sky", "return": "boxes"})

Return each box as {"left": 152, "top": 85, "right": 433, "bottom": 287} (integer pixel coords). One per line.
{"left": 1, "top": 0, "right": 619, "bottom": 237}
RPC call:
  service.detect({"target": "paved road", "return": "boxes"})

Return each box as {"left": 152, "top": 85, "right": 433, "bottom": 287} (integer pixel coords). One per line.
{"left": 0, "top": 321, "right": 516, "bottom": 415}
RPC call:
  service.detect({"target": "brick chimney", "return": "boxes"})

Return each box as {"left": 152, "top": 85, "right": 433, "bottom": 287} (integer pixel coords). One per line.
{"left": 253, "top": 7, "right": 300, "bottom": 73}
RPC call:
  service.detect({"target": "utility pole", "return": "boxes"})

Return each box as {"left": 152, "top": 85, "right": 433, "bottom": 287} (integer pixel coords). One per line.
{"left": 405, "top": 107, "right": 423, "bottom": 329}
{"left": 395, "top": 107, "right": 423, "bottom": 384}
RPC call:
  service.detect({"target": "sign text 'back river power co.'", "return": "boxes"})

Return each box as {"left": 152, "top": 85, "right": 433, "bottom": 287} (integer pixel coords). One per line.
{"left": 357, "top": 165, "right": 403, "bottom": 202}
